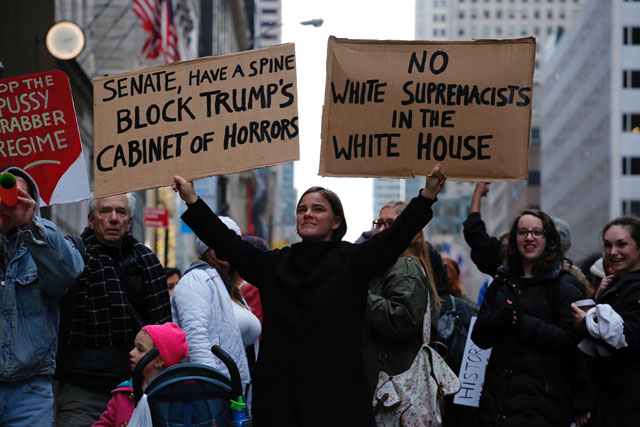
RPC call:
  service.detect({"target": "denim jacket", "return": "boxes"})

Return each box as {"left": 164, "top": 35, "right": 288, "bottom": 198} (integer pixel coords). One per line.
{"left": 0, "top": 216, "right": 84, "bottom": 381}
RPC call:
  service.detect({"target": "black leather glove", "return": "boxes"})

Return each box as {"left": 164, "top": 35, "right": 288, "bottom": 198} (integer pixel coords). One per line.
{"left": 488, "top": 304, "right": 520, "bottom": 331}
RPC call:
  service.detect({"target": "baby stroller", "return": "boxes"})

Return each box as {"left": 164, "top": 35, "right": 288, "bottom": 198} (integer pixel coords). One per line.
{"left": 132, "top": 345, "right": 252, "bottom": 427}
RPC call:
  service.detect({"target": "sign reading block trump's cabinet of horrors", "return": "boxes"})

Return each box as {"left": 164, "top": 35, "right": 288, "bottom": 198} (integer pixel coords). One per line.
{"left": 320, "top": 37, "right": 535, "bottom": 181}
{"left": 93, "top": 44, "right": 299, "bottom": 198}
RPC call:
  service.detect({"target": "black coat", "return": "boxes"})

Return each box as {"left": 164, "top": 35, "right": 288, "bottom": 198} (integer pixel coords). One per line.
{"left": 588, "top": 270, "right": 640, "bottom": 427}
{"left": 471, "top": 264, "right": 586, "bottom": 427}
{"left": 463, "top": 212, "right": 503, "bottom": 277}
{"left": 182, "top": 194, "right": 435, "bottom": 426}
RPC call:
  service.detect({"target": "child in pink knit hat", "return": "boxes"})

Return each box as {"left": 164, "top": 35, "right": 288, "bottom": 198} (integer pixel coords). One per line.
{"left": 93, "top": 323, "right": 189, "bottom": 427}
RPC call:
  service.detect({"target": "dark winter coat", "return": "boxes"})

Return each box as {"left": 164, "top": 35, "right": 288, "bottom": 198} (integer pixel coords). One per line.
{"left": 471, "top": 264, "right": 587, "bottom": 427}
{"left": 463, "top": 212, "right": 503, "bottom": 277}
{"left": 182, "top": 194, "right": 435, "bottom": 427}
{"left": 588, "top": 270, "right": 640, "bottom": 427}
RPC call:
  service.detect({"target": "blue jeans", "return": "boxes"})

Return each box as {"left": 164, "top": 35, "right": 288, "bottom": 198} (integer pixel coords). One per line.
{"left": 0, "top": 375, "right": 54, "bottom": 426}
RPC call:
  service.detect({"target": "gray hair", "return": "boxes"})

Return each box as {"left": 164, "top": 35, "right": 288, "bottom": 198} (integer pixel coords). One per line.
{"left": 89, "top": 192, "right": 136, "bottom": 218}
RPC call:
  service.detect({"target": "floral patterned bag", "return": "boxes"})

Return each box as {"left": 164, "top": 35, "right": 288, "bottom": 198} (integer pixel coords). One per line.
{"left": 373, "top": 303, "right": 460, "bottom": 426}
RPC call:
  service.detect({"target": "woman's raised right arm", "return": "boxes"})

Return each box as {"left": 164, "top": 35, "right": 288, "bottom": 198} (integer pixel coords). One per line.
{"left": 172, "top": 176, "right": 269, "bottom": 286}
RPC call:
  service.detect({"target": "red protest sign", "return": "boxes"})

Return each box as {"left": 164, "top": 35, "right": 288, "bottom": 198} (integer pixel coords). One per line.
{"left": 144, "top": 207, "right": 169, "bottom": 228}
{"left": 0, "top": 70, "right": 90, "bottom": 205}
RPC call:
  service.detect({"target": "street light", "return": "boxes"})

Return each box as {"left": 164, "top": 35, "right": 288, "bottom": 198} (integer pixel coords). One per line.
{"left": 300, "top": 19, "right": 323, "bottom": 28}
{"left": 252, "top": 18, "right": 324, "bottom": 49}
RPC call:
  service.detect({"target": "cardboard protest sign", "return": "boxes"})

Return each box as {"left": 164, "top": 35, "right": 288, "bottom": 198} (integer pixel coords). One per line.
{"left": 93, "top": 43, "right": 299, "bottom": 198}
{"left": 453, "top": 317, "right": 492, "bottom": 407}
{"left": 320, "top": 37, "right": 535, "bottom": 180}
{"left": 0, "top": 71, "right": 91, "bottom": 205}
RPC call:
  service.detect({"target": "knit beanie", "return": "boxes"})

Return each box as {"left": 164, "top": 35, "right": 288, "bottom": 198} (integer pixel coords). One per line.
{"left": 195, "top": 215, "right": 241, "bottom": 255}
{"left": 551, "top": 217, "right": 572, "bottom": 252}
{"left": 142, "top": 322, "right": 188, "bottom": 368}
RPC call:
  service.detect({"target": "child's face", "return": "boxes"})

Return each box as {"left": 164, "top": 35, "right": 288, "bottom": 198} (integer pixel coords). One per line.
{"left": 129, "top": 330, "right": 155, "bottom": 372}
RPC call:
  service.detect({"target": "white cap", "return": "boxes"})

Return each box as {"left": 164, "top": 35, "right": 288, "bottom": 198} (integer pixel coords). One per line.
{"left": 589, "top": 257, "right": 605, "bottom": 279}
{"left": 195, "top": 216, "right": 241, "bottom": 255}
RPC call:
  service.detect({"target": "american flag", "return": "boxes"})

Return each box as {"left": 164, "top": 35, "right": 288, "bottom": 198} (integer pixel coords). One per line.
{"left": 133, "top": 0, "right": 181, "bottom": 63}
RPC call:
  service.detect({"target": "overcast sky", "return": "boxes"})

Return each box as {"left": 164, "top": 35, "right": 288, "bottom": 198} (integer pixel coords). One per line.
{"left": 281, "top": 0, "right": 416, "bottom": 242}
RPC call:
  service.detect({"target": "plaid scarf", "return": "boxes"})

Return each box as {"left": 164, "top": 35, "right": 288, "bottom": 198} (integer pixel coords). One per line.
{"left": 66, "top": 228, "right": 171, "bottom": 347}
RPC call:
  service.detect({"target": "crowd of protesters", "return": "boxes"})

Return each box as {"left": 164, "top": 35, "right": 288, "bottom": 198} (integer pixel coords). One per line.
{"left": 1, "top": 165, "right": 639, "bottom": 427}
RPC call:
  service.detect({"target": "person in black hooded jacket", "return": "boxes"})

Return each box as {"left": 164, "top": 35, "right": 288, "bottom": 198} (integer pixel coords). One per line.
{"left": 472, "top": 209, "right": 592, "bottom": 427}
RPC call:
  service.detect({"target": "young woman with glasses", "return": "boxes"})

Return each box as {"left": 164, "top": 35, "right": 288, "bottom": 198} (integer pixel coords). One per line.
{"left": 471, "top": 209, "right": 593, "bottom": 427}
{"left": 172, "top": 165, "right": 446, "bottom": 426}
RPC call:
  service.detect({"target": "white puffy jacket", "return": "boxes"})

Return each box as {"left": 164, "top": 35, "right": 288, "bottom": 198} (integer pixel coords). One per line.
{"left": 171, "top": 260, "right": 251, "bottom": 393}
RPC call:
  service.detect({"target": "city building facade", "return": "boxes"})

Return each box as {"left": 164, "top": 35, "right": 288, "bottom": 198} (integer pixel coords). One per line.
{"left": 540, "top": 0, "right": 640, "bottom": 263}
{"left": 415, "top": 0, "right": 586, "bottom": 241}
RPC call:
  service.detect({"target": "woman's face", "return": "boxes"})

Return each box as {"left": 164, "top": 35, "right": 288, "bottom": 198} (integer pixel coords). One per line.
{"left": 516, "top": 214, "right": 546, "bottom": 263}
{"left": 603, "top": 225, "right": 640, "bottom": 278}
{"left": 374, "top": 207, "right": 400, "bottom": 234}
{"left": 296, "top": 192, "right": 341, "bottom": 241}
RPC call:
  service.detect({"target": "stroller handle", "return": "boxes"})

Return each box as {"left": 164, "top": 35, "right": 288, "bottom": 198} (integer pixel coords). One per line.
{"left": 131, "top": 345, "right": 245, "bottom": 405}
{"left": 132, "top": 347, "right": 160, "bottom": 405}
{"left": 211, "top": 345, "right": 244, "bottom": 400}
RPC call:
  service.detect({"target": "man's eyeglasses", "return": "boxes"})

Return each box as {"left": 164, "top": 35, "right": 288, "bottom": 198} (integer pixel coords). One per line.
{"left": 516, "top": 228, "right": 545, "bottom": 239}
{"left": 373, "top": 219, "right": 394, "bottom": 230}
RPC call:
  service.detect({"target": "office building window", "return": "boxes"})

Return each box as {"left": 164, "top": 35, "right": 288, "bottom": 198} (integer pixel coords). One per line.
{"left": 528, "top": 171, "right": 540, "bottom": 185}
{"left": 531, "top": 127, "right": 541, "bottom": 144}
{"left": 622, "top": 200, "right": 640, "bottom": 216}
{"left": 622, "top": 113, "right": 640, "bottom": 132}
{"left": 623, "top": 70, "right": 640, "bottom": 88}
{"left": 623, "top": 27, "right": 640, "bottom": 45}
{"left": 547, "top": 9, "right": 553, "bottom": 18}
{"left": 622, "top": 157, "right": 640, "bottom": 175}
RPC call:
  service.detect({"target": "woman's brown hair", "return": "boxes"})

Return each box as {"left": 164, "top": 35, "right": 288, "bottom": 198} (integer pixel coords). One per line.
{"left": 297, "top": 186, "right": 347, "bottom": 241}
{"left": 379, "top": 200, "right": 441, "bottom": 309}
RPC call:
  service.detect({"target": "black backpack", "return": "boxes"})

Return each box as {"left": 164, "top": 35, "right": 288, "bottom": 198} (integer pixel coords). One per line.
{"left": 437, "top": 295, "right": 469, "bottom": 372}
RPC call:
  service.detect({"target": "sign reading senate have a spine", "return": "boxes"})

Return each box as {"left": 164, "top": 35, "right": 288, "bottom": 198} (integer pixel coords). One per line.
{"left": 320, "top": 37, "right": 535, "bottom": 181}
{"left": 93, "top": 43, "right": 298, "bottom": 198}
